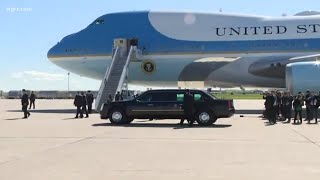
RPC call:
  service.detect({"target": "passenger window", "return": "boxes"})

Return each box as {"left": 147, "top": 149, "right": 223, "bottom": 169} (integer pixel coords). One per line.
{"left": 137, "top": 93, "right": 152, "bottom": 102}
{"left": 194, "top": 94, "right": 203, "bottom": 101}
{"left": 137, "top": 92, "right": 170, "bottom": 102}
{"left": 151, "top": 93, "right": 167, "bottom": 101}
{"left": 166, "top": 92, "right": 179, "bottom": 102}
{"left": 177, "top": 93, "right": 184, "bottom": 102}
{"left": 152, "top": 92, "right": 176, "bottom": 102}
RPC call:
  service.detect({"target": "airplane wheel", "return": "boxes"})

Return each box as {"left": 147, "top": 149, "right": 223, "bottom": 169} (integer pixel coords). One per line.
{"left": 195, "top": 110, "right": 217, "bottom": 126}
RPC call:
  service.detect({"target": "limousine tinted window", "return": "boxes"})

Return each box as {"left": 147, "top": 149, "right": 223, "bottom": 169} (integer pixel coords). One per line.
{"left": 138, "top": 92, "right": 177, "bottom": 102}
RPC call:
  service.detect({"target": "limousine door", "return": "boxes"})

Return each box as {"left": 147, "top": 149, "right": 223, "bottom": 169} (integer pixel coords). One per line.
{"left": 127, "top": 91, "right": 183, "bottom": 118}
{"left": 127, "top": 92, "right": 155, "bottom": 117}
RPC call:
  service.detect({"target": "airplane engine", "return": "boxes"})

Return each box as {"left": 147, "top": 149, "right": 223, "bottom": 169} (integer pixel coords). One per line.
{"left": 286, "top": 62, "right": 320, "bottom": 94}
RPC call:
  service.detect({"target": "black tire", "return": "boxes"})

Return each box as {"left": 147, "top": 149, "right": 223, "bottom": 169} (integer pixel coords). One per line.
{"left": 108, "top": 108, "right": 128, "bottom": 124}
{"left": 195, "top": 110, "right": 217, "bottom": 126}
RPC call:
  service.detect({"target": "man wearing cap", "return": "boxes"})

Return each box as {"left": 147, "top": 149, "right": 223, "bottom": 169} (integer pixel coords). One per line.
{"left": 21, "top": 89, "right": 30, "bottom": 118}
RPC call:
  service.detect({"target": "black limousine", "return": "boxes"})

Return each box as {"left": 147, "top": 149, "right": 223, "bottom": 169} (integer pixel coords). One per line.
{"left": 100, "top": 89, "right": 235, "bottom": 126}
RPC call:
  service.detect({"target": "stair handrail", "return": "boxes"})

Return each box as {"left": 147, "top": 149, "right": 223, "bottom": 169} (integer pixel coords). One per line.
{"left": 106, "top": 46, "right": 121, "bottom": 90}
{"left": 116, "top": 46, "right": 135, "bottom": 93}
{"left": 95, "top": 46, "right": 120, "bottom": 110}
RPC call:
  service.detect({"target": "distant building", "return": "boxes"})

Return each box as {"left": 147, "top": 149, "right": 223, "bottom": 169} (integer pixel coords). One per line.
{"left": 8, "top": 90, "right": 24, "bottom": 99}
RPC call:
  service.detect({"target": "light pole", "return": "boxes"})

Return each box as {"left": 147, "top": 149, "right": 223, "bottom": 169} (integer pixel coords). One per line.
{"left": 68, "top": 72, "right": 70, "bottom": 92}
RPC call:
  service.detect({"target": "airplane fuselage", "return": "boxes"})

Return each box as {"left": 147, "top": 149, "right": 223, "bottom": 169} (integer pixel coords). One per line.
{"left": 47, "top": 11, "right": 320, "bottom": 88}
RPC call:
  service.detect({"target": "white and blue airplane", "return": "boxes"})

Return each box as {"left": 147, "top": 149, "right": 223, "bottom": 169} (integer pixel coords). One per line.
{"left": 48, "top": 11, "right": 320, "bottom": 93}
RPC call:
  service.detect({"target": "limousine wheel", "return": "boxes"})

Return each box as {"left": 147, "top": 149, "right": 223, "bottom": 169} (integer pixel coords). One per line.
{"left": 109, "top": 108, "right": 128, "bottom": 124}
{"left": 195, "top": 111, "right": 217, "bottom": 126}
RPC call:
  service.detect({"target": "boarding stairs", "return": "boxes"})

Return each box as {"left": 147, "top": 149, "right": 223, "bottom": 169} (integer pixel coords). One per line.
{"left": 95, "top": 45, "right": 136, "bottom": 111}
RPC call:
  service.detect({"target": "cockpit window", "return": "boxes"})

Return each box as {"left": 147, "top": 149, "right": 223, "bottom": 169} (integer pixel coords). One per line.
{"left": 93, "top": 19, "right": 104, "bottom": 25}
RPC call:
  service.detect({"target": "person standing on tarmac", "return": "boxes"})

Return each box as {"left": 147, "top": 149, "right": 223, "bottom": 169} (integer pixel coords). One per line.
{"left": 262, "top": 92, "right": 267, "bottom": 118}
{"left": 293, "top": 95, "right": 304, "bottom": 124}
{"left": 29, "top": 91, "right": 36, "bottom": 109}
{"left": 283, "top": 91, "right": 293, "bottom": 123}
{"left": 21, "top": 89, "right": 30, "bottom": 118}
{"left": 86, "top": 91, "right": 94, "bottom": 114}
{"left": 74, "top": 92, "right": 83, "bottom": 118}
{"left": 270, "top": 91, "right": 278, "bottom": 124}
{"left": 276, "top": 91, "right": 282, "bottom": 120}
{"left": 179, "top": 90, "right": 195, "bottom": 126}
{"left": 265, "top": 91, "right": 275, "bottom": 124}
{"left": 81, "top": 92, "right": 89, "bottom": 118}
{"left": 304, "top": 90, "right": 312, "bottom": 121}
{"left": 309, "top": 91, "right": 318, "bottom": 124}
{"left": 316, "top": 91, "right": 320, "bottom": 122}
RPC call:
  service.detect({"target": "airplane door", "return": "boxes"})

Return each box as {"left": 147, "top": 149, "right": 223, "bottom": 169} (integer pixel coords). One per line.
{"left": 113, "top": 38, "right": 128, "bottom": 57}
{"left": 129, "top": 38, "right": 138, "bottom": 46}
{"left": 113, "top": 38, "right": 138, "bottom": 57}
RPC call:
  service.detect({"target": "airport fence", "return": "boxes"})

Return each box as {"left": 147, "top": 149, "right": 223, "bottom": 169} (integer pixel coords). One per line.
{"left": 6, "top": 90, "right": 98, "bottom": 99}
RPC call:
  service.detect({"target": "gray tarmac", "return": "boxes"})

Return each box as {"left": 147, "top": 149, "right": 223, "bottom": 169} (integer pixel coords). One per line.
{"left": 1, "top": 99, "right": 320, "bottom": 180}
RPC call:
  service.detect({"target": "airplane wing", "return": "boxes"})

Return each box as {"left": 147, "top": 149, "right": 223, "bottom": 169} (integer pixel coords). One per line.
{"left": 248, "top": 54, "right": 320, "bottom": 78}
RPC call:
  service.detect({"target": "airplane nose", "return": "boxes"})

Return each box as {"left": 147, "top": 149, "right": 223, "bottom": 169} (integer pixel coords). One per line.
{"left": 47, "top": 41, "right": 63, "bottom": 60}
{"left": 48, "top": 33, "right": 77, "bottom": 59}
{"left": 47, "top": 45, "right": 56, "bottom": 59}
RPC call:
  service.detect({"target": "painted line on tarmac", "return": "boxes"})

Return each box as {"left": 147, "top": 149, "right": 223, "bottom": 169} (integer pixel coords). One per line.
{"left": 288, "top": 127, "right": 320, "bottom": 150}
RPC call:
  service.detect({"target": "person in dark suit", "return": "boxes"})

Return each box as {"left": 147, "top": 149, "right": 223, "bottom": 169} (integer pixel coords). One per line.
{"left": 81, "top": 92, "right": 89, "bottom": 118}
{"left": 265, "top": 91, "right": 276, "bottom": 124}
{"left": 86, "top": 91, "right": 94, "bottom": 114}
{"left": 309, "top": 91, "right": 318, "bottom": 124}
{"left": 304, "top": 90, "right": 312, "bottom": 121}
{"left": 180, "top": 90, "right": 195, "bottom": 126}
{"left": 293, "top": 95, "right": 304, "bottom": 124}
{"left": 262, "top": 92, "right": 268, "bottom": 118}
{"left": 21, "top": 89, "right": 30, "bottom": 118}
{"left": 276, "top": 91, "right": 283, "bottom": 120}
{"left": 29, "top": 91, "right": 36, "bottom": 109}
{"left": 316, "top": 91, "right": 320, "bottom": 123}
{"left": 283, "top": 91, "right": 293, "bottom": 123}
{"left": 73, "top": 92, "right": 83, "bottom": 118}
{"left": 115, "top": 91, "right": 123, "bottom": 101}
